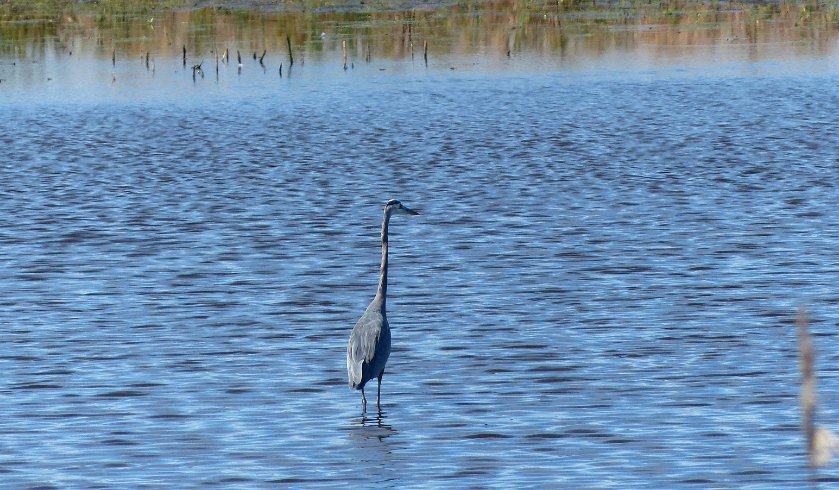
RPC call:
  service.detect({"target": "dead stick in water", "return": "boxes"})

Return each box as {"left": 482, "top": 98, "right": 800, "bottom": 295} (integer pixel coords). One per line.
{"left": 797, "top": 309, "right": 839, "bottom": 469}
{"left": 112, "top": 49, "right": 115, "bottom": 66}
{"left": 182, "top": 45, "right": 186, "bottom": 67}
{"left": 259, "top": 49, "right": 267, "bottom": 66}
{"left": 423, "top": 41, "right": 428, "bottom": 66}
{"left": 342, "top": 40, "right": 347, "bottom": 70}
{"left": 279, "top": 63, "right": 282, "bottom": 78}
{"left": 237, "top": 50, "right": 242, "bottom": 66}
{"left": 287, "top": 35, "right": 294, "bottom": 67}
{"left": 798, "top": 309, "right": 815, "bottom": 467}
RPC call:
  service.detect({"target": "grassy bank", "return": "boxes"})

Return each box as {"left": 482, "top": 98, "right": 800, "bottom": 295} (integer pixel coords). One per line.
{"left": 3, "top": 0, "right": 834, "bottom": 16}
{"left": 3, "top": 0, "right": 839, "bottom": 64}
{"left": 1, "top": 0, "right": 455, "bottom": 15}
{"left": 0, "top": 0, "right": 183, "bottom": 14}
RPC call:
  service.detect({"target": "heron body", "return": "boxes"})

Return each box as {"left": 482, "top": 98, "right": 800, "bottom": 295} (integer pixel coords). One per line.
{"left": 346, "top": 297, "right": 390, "bottom": 397}
{"left": 347, "top": 199, "right": 418, "bottom": 411}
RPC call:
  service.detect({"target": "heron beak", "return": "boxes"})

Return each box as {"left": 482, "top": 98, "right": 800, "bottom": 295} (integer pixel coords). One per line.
{"left": 402, "top": 205, "right": 419, "bottom": 215}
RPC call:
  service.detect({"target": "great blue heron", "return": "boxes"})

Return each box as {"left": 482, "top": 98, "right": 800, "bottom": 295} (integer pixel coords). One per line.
{"left": 347, "top": 199, "right": 419, "bottom": 412}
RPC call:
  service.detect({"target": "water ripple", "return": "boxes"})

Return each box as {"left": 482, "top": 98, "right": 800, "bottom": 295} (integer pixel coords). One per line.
{"left": 0, "top": 61, "right": 837, "bottom": 488}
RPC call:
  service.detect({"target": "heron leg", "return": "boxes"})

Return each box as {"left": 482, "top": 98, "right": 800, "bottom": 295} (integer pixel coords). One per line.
{"left": 361, "top": 387, "right": 367, "bottom": 412}
{"left": 377, "top": 371, "right": 384, "bottom": 410}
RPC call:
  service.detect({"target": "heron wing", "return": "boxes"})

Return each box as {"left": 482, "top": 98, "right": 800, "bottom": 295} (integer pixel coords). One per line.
{"left": 347, "top": 305, "right": 384, "bottom": 389}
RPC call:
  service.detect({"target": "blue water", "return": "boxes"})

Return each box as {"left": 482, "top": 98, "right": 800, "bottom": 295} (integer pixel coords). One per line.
{"left": 2, "top": 38, "right": 839, "bottom": 488}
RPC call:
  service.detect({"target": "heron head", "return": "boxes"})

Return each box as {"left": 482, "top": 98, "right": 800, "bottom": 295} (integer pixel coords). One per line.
{"left": 385, "top": 199, "right": 419, "bottom": 216}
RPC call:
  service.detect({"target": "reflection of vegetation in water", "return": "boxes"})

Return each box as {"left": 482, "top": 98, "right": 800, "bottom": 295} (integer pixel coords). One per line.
{"left": 2, "top": 0, "right": 839, "bottom": 63}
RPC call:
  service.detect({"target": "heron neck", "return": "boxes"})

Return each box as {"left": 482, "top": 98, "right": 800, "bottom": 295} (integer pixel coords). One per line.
{"left": 375, "top": 211, "right": 391, "bottom": 310}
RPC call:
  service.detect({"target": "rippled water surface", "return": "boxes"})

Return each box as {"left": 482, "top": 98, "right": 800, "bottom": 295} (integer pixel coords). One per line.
{"left": 4, "top": 7, "right": 839, "bottom": 488}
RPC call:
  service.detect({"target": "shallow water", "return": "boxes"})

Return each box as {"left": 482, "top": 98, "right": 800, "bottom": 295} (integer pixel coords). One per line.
{"left": 3, "top": 4, "right": 839, "bottom": 488}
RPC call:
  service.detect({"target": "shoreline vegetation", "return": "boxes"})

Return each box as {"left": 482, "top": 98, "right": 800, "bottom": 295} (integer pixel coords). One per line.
{"left": 3, "top": 0, "right": 839, "bottom": 66}
{"left": 3, "top": 0, "right": 839, "bottom": 15}
{"left": 4, "top": 0, "right": 839, "bottom": 23}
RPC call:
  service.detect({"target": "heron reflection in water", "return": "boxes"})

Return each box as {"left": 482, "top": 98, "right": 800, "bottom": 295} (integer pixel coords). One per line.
{"left": 359, "top": 408, "right": 397, "bottom": 440}
{"left": 347, "top": 199, "right": 419, "bottom": 412}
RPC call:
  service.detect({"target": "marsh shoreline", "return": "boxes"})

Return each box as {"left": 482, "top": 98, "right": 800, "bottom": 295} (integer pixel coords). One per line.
{"left": 3, "top": 0, "right": 839, "bottom": 90}
{"left": 5, "top": 0, "right": 463, "bottom": 15}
